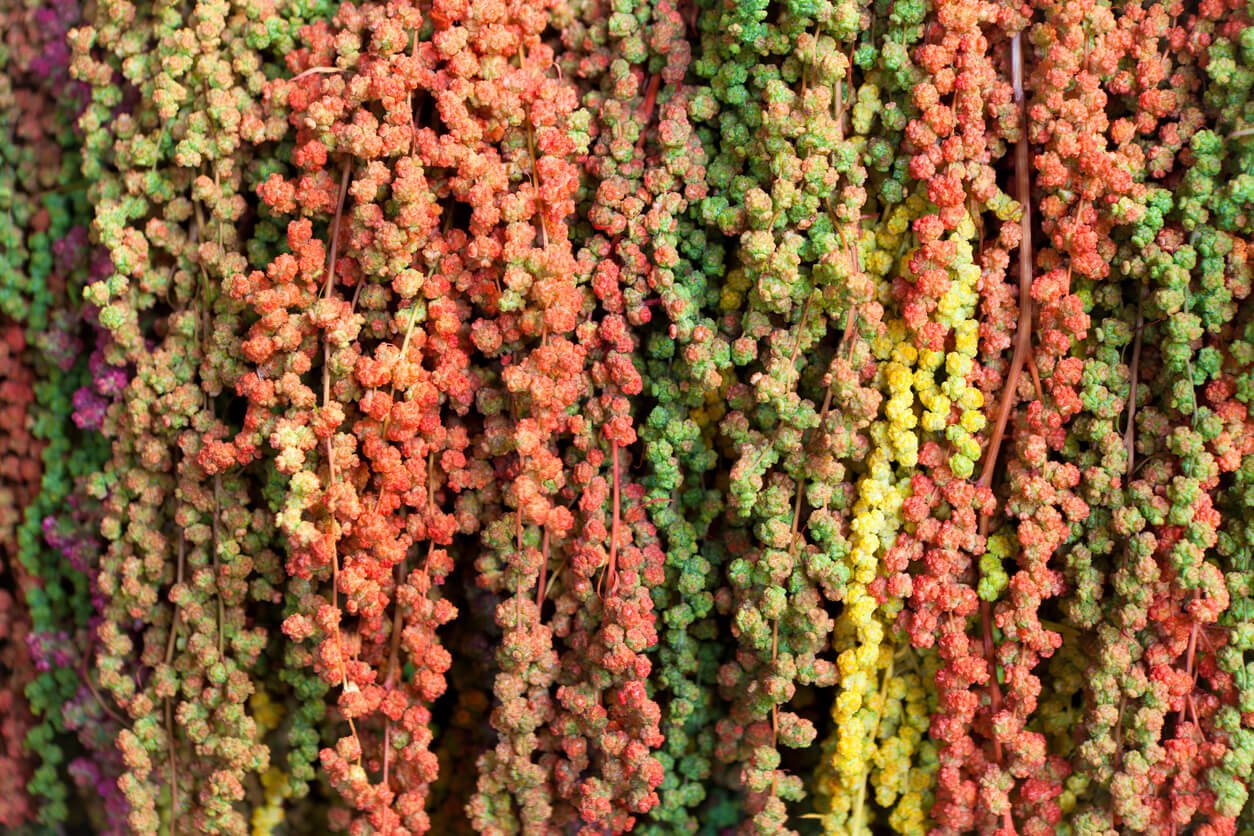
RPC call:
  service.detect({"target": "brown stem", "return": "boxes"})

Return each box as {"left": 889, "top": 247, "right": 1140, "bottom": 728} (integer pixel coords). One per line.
{"left": 1027, "top": 350, "right": 1044, "bottom": 403}
{"left": 382, "top": 719, "right": 393, "bottom": 793}
{"left": 409, "top": 34, "right": 421, "bottom": 153}
{"left": 323, "top": 161, "right": 351, "bottom": 299}
{"left": 378, "top": 296, "right": 424, "bottom": 445}
{"left": 1114, "top": 695, "right": 1126, "bottom": 770}
{"left": 164, "top": 535, "right": 186, "bottom": 666}
{"left": 977, "top": 516, "right": 1006, "bottom": 768}
{"left": 976, "top": 49, "right": 1034, "bottom": 490}
{"left": 832, "top": 62, "right": 844, "bottom": 131}
{"left": 598, "top": 443, "right": 623, "bottom": 598}
{"left": 381, "top": 556, "right": 408, "bottom": 789}
{"left": 513, "top": 505, "right": 524, "bottom": 624}
{"left": 771, "top": 618, "right": 780, "bottom": 747}
{"left": 851, "top": 654, "right": 896, "bottom": 832}
{"left": 292, "top": 66, "right": 344, "bottom": 81}
{"left": 518, "top": 46, "right": 552, "bottom": 250}
{"left": 319, "top": 161, "right": 363, "bottom": 766}
{"left": 213, "top": 167, "right": 224, "bottom": 249}
{"left": 1125, "top": 289, "right": 1144, "bottom": 476}
{"left": 212, "top": 476, "right": 224, "bottom": 654}
{"left": 972, "top": 36, "right": 1032, "bottom": 833}
{"left": 535, "top": 528, "right": 550, "bottom": 610}
{"left": 639, "top": 74, "right": 662, "bottom": 127}
{"left": 382, "top": 452, "right": 437, "bottom": 787}
{"left": 384, "top": 568, "right": 408, "bottom": 693}
{"left": 632, "top": 74, "right": 663, "bottom": 162}
{"left": 745, "top": 294, "right": 814, "bottom": 477}
{"left": 166, "top": 698, "right": 179, "bottom": 836}
{"left": 1177, "top": 616, "right": 1200, "bottom": 729}
{"left": 834, "top": 234, "right": 863, "bottom": 360}
{"left": 81, "top": 654, "right": 126, "bottom": 727}
{"left": 164, "top": 533, "right": 184, "bottom": 834}
{"left": 980, "top": 600, "right": 1004, "bottom": 759}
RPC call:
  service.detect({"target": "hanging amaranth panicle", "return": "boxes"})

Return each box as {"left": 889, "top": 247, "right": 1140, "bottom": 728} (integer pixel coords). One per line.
{"left": 225, "top": 0, "right": 495, "bottom": 830}
{"left": 447, "top": 0, "right": 673, "bottom": 825}
{"left": 69, "top": 0, "right": 327, "bottom": 830}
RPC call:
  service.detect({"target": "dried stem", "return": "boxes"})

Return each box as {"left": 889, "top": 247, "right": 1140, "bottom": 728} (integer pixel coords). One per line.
{"left": 320, "top": 158, "right": 363, "bottom": 765}
{"left": 1125, "top": 288, "right": 1144, "bottom": 476}
{"left": 598, "top": 443, "right": 623, "bottom": 597}
{"left": 972, "top": 34, "right": 1033, "bottom": 834}
{"left": 163, "top": 532, "right": 186, "bottom": 836}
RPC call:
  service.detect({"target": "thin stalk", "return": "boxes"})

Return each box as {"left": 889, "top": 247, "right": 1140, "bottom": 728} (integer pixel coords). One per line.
{"left": 972, "top": 33, "right": 1033, "bottom": 834}
{"left": 1125, "top": 288, "right": 1144, "bottom": 476}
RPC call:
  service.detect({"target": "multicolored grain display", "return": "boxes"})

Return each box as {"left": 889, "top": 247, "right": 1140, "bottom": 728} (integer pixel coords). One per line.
{"left": 0, "top": 0, "right": 1252, "bottom": 832}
